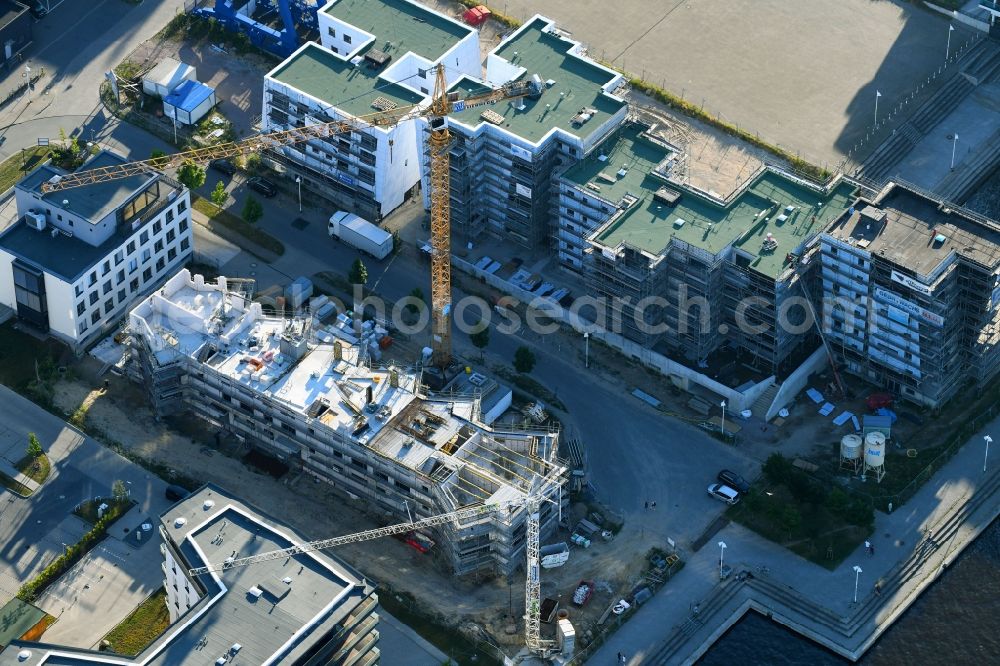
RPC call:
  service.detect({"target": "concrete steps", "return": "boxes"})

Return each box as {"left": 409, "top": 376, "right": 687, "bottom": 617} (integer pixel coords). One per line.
{"left": 910, "top": 75, "right": 976, "bottom": 135}
{"left": 935, "top": 126, "right": 1000, "bottom": 203}
{"left": 961, "top": 41, "right": 1000, "bottom": 85}
{"left": 751, "top": 381, "right": 779, "bottom": 419}
{"left": 861, "top": 129, "right": 919, "bottom": 184}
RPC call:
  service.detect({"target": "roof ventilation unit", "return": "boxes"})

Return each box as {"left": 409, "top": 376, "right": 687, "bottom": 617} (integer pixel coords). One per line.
{"left": 653, "top": 186, "right": 681, "bottom": 206}
{"left": 364, "top": 50, "right": 391, "bottom": 68}
{"left": 25, "top": 210, "right": 46, "bottom": 231}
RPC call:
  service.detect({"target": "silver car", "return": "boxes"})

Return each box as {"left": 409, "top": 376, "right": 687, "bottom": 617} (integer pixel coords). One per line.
{"left": 707, "top": 483, "right": 740, "bottom": 505}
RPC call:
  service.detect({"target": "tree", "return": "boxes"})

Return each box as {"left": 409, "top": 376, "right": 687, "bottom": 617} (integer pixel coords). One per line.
{"left": 348, "top": 258, "right": 368, "bottom": 286}
{"left": 26, "top": 432, "right": 43, "bottom": 459}
{"left": 513, "top": 346, "right": 536, "bottom": 374}
{"left": 210, "top": 180, "right": 227, "bottom": 209}
{"left": 150, "top": 149, "right": 166, "bottom": 160}
{"left": 470, "top": 319, "right": 489, "bottom": 359}
{"left": 177, "top": 160, "right": 206, "bottom": 191}
{"left": 406, "top": 287, "right": 425, "bottom": 315}
{"left": 112, "top": 479, "right": 128, "bottom": 501}
{"left": 242, "top": 196, "right": 263, "bottom": 224}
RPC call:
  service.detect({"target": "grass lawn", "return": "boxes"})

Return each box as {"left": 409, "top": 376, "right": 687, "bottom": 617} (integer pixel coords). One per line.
{"left": 0, "top": 471, "right": 33, "bottom": 497}
{"left": 192, "top": 196, "right": 285, "bottom": 256}
{"left": 14, "top": 453, "right": 50, "bottom": 485}
{"left": 0, "top": 321, "right": 66, "bottom": 392}
{"left": 102, "top": 588, "right": 170, "bottom": 656}
{"left": 0, "top": 146, "right": 51, "bottom": 192}
{"left": 74, "top": 498, "right": 134, "bottom": 525}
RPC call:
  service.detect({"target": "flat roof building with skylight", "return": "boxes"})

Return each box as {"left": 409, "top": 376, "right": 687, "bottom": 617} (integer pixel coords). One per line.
{"left": 0, "top": 151, "right": 193, "bottom": 351}
{"left": 0, "top": 484, "right": 380, "bottom": 666}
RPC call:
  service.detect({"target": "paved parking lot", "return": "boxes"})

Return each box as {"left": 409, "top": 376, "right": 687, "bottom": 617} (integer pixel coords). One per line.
{"left": 0, "top": 385, "right": 173, "bottom": 646}
{"left": 493, "top": 0, "right": 970, "bottom": 166}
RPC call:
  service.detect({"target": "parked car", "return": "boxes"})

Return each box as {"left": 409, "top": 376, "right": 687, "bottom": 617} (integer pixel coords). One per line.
{"left": 707, "top": 483, "right": 740, "bottom": 505}
{"left": 165, "top": 485, "right": 189, "bottom": 502}
{"left": 717, "top": 469, "right": 750, "bottom": 494}
{"left": 210, "top": 159, "right": 237, "bottom": 176}
{"left": 248, "top": 176, "right": 277, "bottom": 197}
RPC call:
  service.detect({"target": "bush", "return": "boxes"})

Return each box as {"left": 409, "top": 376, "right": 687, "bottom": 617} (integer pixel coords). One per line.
{"left": 762, "top": 452, "right": 791, "bottom": 485}
{"left": 513, "top": 346, "right": 536, "bottom": 374}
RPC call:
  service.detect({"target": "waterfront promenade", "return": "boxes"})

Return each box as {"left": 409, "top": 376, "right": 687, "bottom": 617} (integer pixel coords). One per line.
{"left": 589, "top": 422, "right": 1000, "bottom": 664}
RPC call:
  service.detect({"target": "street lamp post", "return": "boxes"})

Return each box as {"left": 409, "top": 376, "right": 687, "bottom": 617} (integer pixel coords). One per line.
{"left": 23, "top": 65, "right": 30, "bottom": 101}
{"left": 718, "top": 540, "right": 727, "bottom": 577}
{"left": 583, "top": 332, "right": 589, "bottom": 368}
{"left": 951, "top": 133, "right": 959, "bottom": 170}
{"left": 853, "top": 565, "right": 863, "bottom": 603}
{"left": 875, "top": 90, "right": 881, "bottom": 126}
{"left": 295, "top": 175, "right": 302, "bottom": 213}
{"left": 720, "top": 401, "right": 727, "bottom": 437}
{"left": 946, "top": 24, "right": 954, "bottom": 61}
{"left": 984, "top": 435, "right": 992, "bottom": 473}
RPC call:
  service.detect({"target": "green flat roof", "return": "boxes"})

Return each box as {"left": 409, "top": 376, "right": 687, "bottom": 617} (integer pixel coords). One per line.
{"left": 449, "top": 18, "right": 626, "bottom": 144}
{"left": 323, "top": 0, "right": 471, "bottom": 61}
{"left": 269, "top": 43, "right": 425, "bottom": 119}
{"left": 583, "top": 126, "right": 857, "bottom": 278}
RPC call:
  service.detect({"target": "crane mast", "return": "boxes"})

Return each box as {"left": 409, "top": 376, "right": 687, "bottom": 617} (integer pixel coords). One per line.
{"left": 427, "top": 65, "right": 453, "bottom": 368}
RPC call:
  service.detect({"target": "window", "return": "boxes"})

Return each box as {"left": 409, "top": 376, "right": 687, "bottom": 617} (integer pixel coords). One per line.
{"left": 167, "top": 248, "right": 177, "bottom": 262}
{"left": 114, "top": 250, "right": 124, "bottom": 265}
{"left": 104, "top": 300, "right": 114, "bottom": 315}
{"left": 140, "top": 231, "right": 149, "bottom": 244}
{"left": 180, "top": 238, "right": 190, "bottom": 251}
{"left": 142, "top": 268, "right": 152, "bottom": 282}
{"left": 128, "top": 258, "right": 138, "bottom": 274}
{"left": 115, "top": 270, "right": 124, "bottom": 284}
{"left": 344, "top": 34, "right": 351, "bottom": 44}
{"left": 102, "top": 261, "right": 110, "bottom": 275}
{"left": 141, "top": 249, "right": 151, "bottom": 263}
{"left": 74, "top": 284, "right": 83, "bottom": 297}
{"left": 154, "top": 240, "right": 163, "bottom": 253}
{"left": 332, "top": 47, "right": 338, "bottom": 54}
{"left": 78, "top": 321, "right": 88, "bottom": 334}
{"left": 166, "top": 210, "right": 174, "bottom": 223}
{"left": 327, "top": 27, "right": 335, "bottom": 37}
{"left": 91, "top": 311, "right": 100, "bottom": 324}
{"left": 420, "top": 87, "right": 428, "bottom": 95}
{"left": 155, "top": 257, "right": 165, "bottom": 272}
{"left": 118, "top": 289, "right": 126, "bottom": 302}
{"left": 102, "top": 281, "right": 112, "bottom": 295}
{"left": 152, "top": 221, "right": 162, "bottom": 234}
{"left": 418, "top": 68, "right": 427, "bottom": 78}
{"left": 177, "top": 200, "right": 187, "bottom": 213}
{"left": 179, "top": 219, "right": 188, "bottom": 233}
{"left": 88, "top": 271, "right": 97, "bottom": 286}
{"left": 89, "top": 291, "right": 99, "bottom": 305}
{"left": 77, "top": 302, "right": 85, "bottom": 316}
{"left": 129, "top": 278, "right": 139, "bottom": 292}
{"left": 127, "top": 241, "right": 136, "bottom": 254}
{"left": 166, "top": 229, "right": 175, "bottom": 242}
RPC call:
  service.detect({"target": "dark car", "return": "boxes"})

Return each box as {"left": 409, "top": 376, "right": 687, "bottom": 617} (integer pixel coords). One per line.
{"left": 210, "top": 159, "right": 237, "bottom": 176}
{"left": 717, "top": 469, "right": 750, "bottom": 495}
{"left": 165, "top": 485, "right": 189, "bottom": 502}
{"left": 247, "top": 176, "right": 277, "bottom": 198}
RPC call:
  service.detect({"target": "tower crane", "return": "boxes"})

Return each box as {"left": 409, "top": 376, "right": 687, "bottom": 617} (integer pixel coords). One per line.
{"left": 187, "top": 495, "right": 557, "bottom": 657}
{"left": 41, "top": 65, "right": 542, "bottom": 368}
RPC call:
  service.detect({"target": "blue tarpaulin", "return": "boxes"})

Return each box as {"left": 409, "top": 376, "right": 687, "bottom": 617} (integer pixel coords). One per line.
{"left": 876, "top": 408, "right": 898, "bottom": 424}
{"left": 164, "top": 80, "right": 215, "bottom": 113}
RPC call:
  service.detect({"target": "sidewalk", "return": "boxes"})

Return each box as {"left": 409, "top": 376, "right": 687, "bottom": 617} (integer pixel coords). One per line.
{"left": 0, "top": 458, "right": 39, "bottom": 496}
{"left": 588, "top": 419, "right": 1000, "bottom": 665}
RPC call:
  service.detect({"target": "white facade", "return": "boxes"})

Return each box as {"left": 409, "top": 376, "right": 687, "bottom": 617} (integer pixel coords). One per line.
{"left": 263, "top": 0, "right": 480, "bottom": 221}
{"left": 162, "top": 546, "right": 201, "bottom": 623}
{"left": 0, "top": 151, "right": 193, "bottom": 351}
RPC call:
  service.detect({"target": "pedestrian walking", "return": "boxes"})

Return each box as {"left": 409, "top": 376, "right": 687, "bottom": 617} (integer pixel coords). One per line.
{"left": 870, "top": 544, "right": 875, "bottom": 556}
{"left": 644, "top": 501, "right": 649, "bottom": 510}
{"left": 651, "top": 501, "right": 657, "bottom": 510}
{"left": 864, "top": 540, "right": 872, "bottom": 556}
{"left": 617, "top": 652, "right": 624, "bottom": 664}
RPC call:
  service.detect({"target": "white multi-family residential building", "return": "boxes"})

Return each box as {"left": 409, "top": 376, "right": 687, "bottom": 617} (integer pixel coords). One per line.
{"left": 262, "top": 0, "right": 480, "bottom": 222}
{"left": 0, "top": 150, "right": 192, "bottom": 351}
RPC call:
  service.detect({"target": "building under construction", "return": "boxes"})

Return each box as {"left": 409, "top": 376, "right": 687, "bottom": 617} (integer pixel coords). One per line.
{"left": 815, "top": 182, "right": 1000, "bottom": 408}
{"left": 560, "top": 120, "right": 858, "bottom": 374}
{"left": 126, "top": 270, "right": 566, "bottom": 577}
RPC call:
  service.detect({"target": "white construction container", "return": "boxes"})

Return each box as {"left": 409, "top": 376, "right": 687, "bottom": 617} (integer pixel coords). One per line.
{"left": 539, "top": 542, "right": 570, "bottom": 568}
{"left": 328, "top": 211, "right": 393, "bottom": 260}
